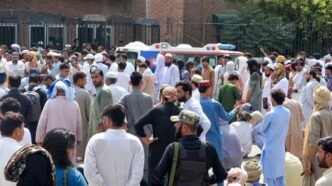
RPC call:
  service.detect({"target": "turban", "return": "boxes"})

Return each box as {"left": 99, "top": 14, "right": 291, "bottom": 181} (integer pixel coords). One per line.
{"left": 276, "top": 55, "right": 286, "bottom": 63}
{"left": 250, "top": 111, "right": 263, "bottom": 125}
{"left": 313, "top": 85, "right": 331, "bottom": 110}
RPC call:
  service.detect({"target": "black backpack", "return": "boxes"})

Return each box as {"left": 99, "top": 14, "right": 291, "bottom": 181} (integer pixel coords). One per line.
{"left": 169, "top": 142, "right": 208, "bottom": 186}
{"left": 24, "top": 90, "right": 41, "bottom": 122}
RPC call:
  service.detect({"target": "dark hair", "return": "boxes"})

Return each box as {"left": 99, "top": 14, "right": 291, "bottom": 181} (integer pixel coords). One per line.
{"left": 228, "top": 74, "right": 239, "bottom": 81}
{"left": 119, "top": 53, "right": 127, "bottom": 60}
{"left": 313, "top": 53, "right": 321, "bottom": 60}
{"left": 90, "top": 67, "right": 104, "bottom": 77}
{"left": 0, "top": 112, "right": 24, "bottom": 136}
{"left": 176, "top": 60, "right": 185, "bottom": 70}
{"left": 98, "top": 45, "right": 105, "bottom": 50}
{"left": 309, "top": 69, "right": 321, "bottom": 82}
{"left": 73, "top": 72, "right": 87, "bottom": 84}
{"left": 138, "top": 63, "right": 148, "bottom": 69}
{"left": 29, "top": 75, "right": 41, "bottom": 84}
{"left": 296, "top": 58, "right": 305, "bottom": 66}
{"left": 198, "top": 85, "right": 209, "bottom": 94}
{"left": 42, "top": 128, "right": 75, "bottom": 168}
{"left": 237, "top": 111, "right": 252, "bottom": 122}
{"left": 217, "top": 55, "right": 224, "bottom": 60}
{"left": 118, "top": 62, "right": 127, "bottom": 70}
{"left": 175, "top": 80, "right": 192, "bottom": 96}
{"left": 318, "top": 136, "right": 332, "bottom": 153}
{"left": 58, "top": 56, "right": 64, "bottom": 63}
{"left": 44, "top": 74, "right": 56, "bottom": 82}
{"left": 109, "top": 55, "right": 116, "bottom": 61}
{"left": 326, "top": 64, "right": 332, "bottom": 72}
{"left": 130, "top": 71, "right": 143, "bottom": 86}
{"left": 185, "top": 61, "right": 194, "bottom": 70}
{"left": 102, "top": 104, "right": 125, "bottom": 127}
{"left": 0, "top": 98, "right": 21, "bottom": 114}
{"left": 194, "top": 56, "right": 200, "bottom": 62}
{"left": 59, "top": 63, "right": 70, "bottom": 70}
{"left": 8, "top": 75, "right": 21, "bottom": 88}
{"left": 247, "top": 60, "right": 260, "bottom": 75}
{"left": 271, "top": 89, "right": 286, "bottom": 105}
{"left": 202, "top": 56, "right": 209, "bottom": 63}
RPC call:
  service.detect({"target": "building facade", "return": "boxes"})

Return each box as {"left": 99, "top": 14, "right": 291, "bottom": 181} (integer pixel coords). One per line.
{"left": 0, "top": 0, "right": 226, "bottom": 49}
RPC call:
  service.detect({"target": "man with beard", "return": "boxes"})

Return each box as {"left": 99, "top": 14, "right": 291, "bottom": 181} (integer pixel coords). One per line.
{"left": 303, "top": 86, "right": 332, "bottom": 186}
{"left": 155, "top": 110, "right": 227, "bottom": 186}
{"left": 291, "top": 58, "right": 307, "bottom": 101}
{"left": 6, "top": 52, "right": 25, "bottom": 77}
{"left": 73, "top": 72, "right": 91, "bottom": 159}
{"left": 315, "top": 136, "right": 332, "bottom": 185}
{"left": 135, "top": 87, "right": 180, "bottom": 186}
{"left": 246, "top": 59, "right": 262, "bottom": 112}
{"left": 299, "top": 70, "right": 320, "bottom": 128}
{"left": 160, "top": 53, "right": 180, "bottom": 87}
{"left": 175, "top": 80, "right": 211, "bottom": 142}
{"left": 88, "top": 68, "right": 113, "bottom": 138}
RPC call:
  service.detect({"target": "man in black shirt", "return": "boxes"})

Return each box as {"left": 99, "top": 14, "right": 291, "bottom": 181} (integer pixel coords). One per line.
{"left": 0, "top": 75, "right": 32, "bottom": 123}
{"left": 155, "top": 110, "right": 227, "bottom": 186}
{"left": 135, "top": 86, "right": 180, "bottom": 186}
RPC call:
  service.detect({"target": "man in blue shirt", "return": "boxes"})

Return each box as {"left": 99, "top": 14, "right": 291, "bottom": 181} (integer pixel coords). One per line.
{"left": 261, "top": 89, "right": 291, "bottom": 186}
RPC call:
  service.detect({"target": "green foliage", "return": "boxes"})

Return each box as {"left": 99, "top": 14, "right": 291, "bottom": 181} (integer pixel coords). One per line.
{"left": 227, "top": 0, "right": 332, "bottom": 54}
{"left": 217, "top": 4, "right": 295, "bottom": 55}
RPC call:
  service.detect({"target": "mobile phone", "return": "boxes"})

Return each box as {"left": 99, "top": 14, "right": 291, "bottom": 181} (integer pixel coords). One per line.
{"left": 263, "top": 97, "right": 268, "bottom": 109}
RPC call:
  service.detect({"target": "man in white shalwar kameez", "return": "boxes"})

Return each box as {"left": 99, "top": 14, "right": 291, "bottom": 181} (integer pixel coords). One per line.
{"left": 160, "top": 53, "right": 180, "bottom": 87}
{"left": 299, "top": 70, "right": 320, "bottom": 128}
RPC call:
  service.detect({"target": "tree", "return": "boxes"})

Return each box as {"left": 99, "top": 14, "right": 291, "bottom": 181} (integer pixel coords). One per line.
{"left": 232, "top": 0, "right": 332, "bottom": 54}
{"left": 217, "top": 4, "right": 295, "bottom": 56}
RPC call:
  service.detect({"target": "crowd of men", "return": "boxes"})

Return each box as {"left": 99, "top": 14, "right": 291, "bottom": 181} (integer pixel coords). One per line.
{"left": 0, "top": 42, "right": 332, "bottom": 186}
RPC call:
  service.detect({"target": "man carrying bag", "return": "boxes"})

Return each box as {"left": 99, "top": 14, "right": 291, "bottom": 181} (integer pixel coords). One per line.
{"left": 155, "top": 110, "right": 228, "bottom": 186}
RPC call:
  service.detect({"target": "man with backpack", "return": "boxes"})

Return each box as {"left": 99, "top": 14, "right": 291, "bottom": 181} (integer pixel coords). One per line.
{"left": 24, "top": 74, "right": 47, "bottom": 143}
{"left": 155, "top": 110, "right": 228, "bottom": 186}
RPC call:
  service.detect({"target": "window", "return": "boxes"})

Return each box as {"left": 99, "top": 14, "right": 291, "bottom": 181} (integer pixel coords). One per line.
{"left": 77, "top": 23, "right": 112, "bottom": 48}
{"left": 0, "top": 23, "right": 17, "bottom": 46}
{"left": 29, "top": 24, "right": 65, "bottom": 50}
{"left": 48, "top": 25, "right": 64, "bottom": 50}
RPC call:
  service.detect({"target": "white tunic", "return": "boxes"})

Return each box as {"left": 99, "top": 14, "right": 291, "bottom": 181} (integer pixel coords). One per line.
{"left": 124, "top": 62, "right": 135, "bottom": 76}
{"left": 116, "top": 72, "right": 131, "bottom": 92}
{"left": 84, "top": 129, "right": 144, "bottom": 186}
{"left": 108, "top": 84, "right": 128, "bottom": 104}
{"left": 299, "top": 79, "right": 320, "bottom": 128}
{"left": 0, "top": 137, "right": 21, "bottom": 186}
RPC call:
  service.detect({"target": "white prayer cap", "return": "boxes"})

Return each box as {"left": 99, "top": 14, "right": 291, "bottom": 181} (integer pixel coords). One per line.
{"left": 83, "top": 54, "right": 94, "bottom": 60}
{"left": 47, "top": 51, "right": 61, "bottom": 57}
{"left": 165, "top": 53, "right": 173, "bottom": 58}
{"left": 94, "top": 53, "right": 104, "bottom": 63}
{"left": 69, "top": 55, "right": 77, "bottom": 61}
{"left": 324, "top": 54, "right": 332, "bottom": 61}
{"left": 284, "top": 60, "right": 291, "bottom": 65}
{"left": 267, "top": 63, "right": 275, "bottom": 71}
{"left": 105, "top": 71, "right": 118, "bottom": 79}
{"left": 138, "top": 56, "right": 146, "bottom": 63}
{"left": 263, "top": 57, "right": 272, "bottom": 64}
{"left": 11, "top": 44, "right": 20, "bottom": 49}
{"left": 21, "top": 50, "right": 29, "bottom": 54}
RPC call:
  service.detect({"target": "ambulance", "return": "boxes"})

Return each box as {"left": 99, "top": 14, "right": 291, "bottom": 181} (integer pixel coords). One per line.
{"left": 116, "top": 41, "right": 243, "bottom": 70}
